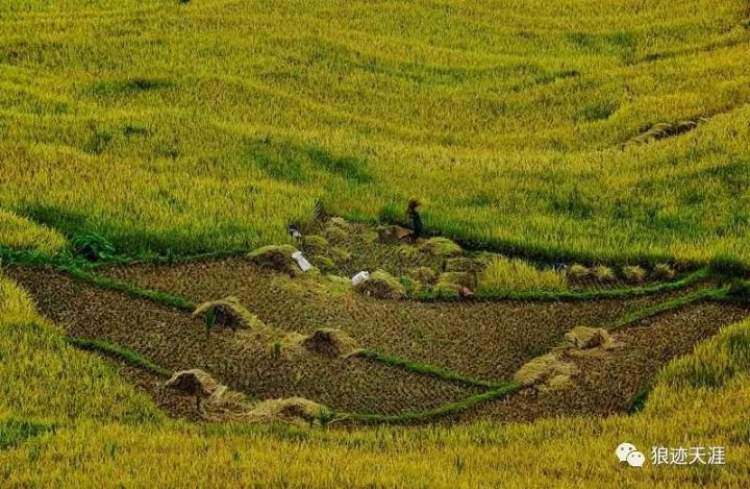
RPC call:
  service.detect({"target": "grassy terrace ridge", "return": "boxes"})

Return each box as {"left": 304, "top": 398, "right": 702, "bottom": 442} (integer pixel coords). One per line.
{"left": 1, "top": 243, "right": 718, "bottom": 310}
{"left": 610, "top": 286, "right": 731, "bottom": 330}
{"left": 353, "top": 349, "right": 501, "bottom": 389}
{"left": 340, "top": 382, "right": 522, "bottom": 425}
{"left": 62, "top": 266, "right": 197, "bottom": 312}
{"left": 65, "top": 337, "right": 173, "bottom": 378}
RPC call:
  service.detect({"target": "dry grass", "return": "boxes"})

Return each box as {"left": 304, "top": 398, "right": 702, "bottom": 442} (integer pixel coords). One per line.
{"left": 512, "top": 353, "right": 578, "bottom": 389}
{"left": 192, "top": 296, "right": 268, "bottom": 332}
{"left": 622, "top": 265, "right": 647, "bottom": 284}
{"left": 353, "top": 269, "right": 406, "bottom": 299}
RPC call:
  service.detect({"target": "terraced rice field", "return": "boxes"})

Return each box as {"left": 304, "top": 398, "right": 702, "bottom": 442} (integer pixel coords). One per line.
{"left": 7, "top": 235, "right": 748, "bottom": 424}
{"left": 3, "top": 1, "right": 750, "bottom": 486}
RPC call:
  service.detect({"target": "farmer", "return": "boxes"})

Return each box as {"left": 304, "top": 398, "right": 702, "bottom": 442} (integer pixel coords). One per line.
{"left": 407, "top": 199, "right": 423, "bottom": 238}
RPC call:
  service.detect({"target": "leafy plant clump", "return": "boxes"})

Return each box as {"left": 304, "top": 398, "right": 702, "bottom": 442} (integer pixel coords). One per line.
{"left": 70, "top": 232, "right": 115, "bottom": 261}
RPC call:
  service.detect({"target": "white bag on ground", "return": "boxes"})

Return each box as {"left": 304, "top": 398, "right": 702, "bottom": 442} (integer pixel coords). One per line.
{"left": 351, "top": 271, "right": 370, "bottom": 286}
{"left": 292, "top": 251, "right": 313, "bottom": 272}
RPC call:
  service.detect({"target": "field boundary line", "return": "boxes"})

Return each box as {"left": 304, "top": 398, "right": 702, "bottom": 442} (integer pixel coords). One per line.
{"left": 66, "top": 336, "right": 173, "bottom": 378}
{"left": 338, "top": 382, "right": 521, "bottom": 424}
{"left": 353, "top": 349, "right": 501, "bottom": 389}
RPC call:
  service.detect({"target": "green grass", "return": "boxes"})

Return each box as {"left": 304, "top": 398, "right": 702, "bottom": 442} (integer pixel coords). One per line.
{"left": 65, "top": 337, "right": 172, "bottom": 378}
{"left": 610, "top": 286, "right": 728, "bottom": 330}
{"left": 342, "top": 382, "right": 522, "bottom": 424}
{"left": 355, "top": 349, "right": 500, "bottom": 389}
{"left": 63, "top": 267, "right": 196, "bottom": 312}
{"left": 477, "top": 255, "right": 568, "bottom": 294}
{"left": 0, "top": 418, "right": 56, "bottom": 450}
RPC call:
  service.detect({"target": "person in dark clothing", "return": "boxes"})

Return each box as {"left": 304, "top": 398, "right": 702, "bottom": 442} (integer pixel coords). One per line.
{"left": 407, "top": 199, "right": 423, "bottom": 238}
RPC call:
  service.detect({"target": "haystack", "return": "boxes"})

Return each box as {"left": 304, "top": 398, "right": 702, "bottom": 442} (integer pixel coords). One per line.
{"left": 329, "top": 246, "right": 351, "bottom": 263}
{"left": 246, "top": 397, "right": 329, "bottom": 425}
{"left": 165, "top": 369, "right": 253, "bottom": 418}
{"left": 165, "top": 369, "right": 218, "bottom": 397}
{"left": 248, "top": 244, "right": 300, "bottom": 275}
{"left": 192, "top": 296, "right": 266, "bottom": 331}
{"left": 437, "top": 271, "right": 474, "bottom": 289}
{"left": 377, "top": 225, "right": 414, "bottom": 243}
{"left": 165, "top": 369, "right": 220, "bottom": 410}
{"left": 513, "top": 353, "right": 578, "bottom": 390}
{"left": 328, "top": 217, "right": 350, "bottom": 229}
{"left": 353, "top": 269, "right": 406, "bottom": 300}
{"left": 419, "top": 237, "right": 462, "bottom": 257}
{"left": 323, "top": 224, "right": 349, "bottom": 243}
{"left": 302, "top": 235, "right": 329, "bottom": 254}
{"left": 407, "top": 266, "right": 438, "bottom": 286}
{"left": 432, "top": 279, "right": 462, "bottom": 299}
{"left": 564, "top": 326, "right": 612, "bottom": 349}
{"left": 445, "top": 257, "right": 483, "bottom": 273}
{"left": 301, "top": 328, "right": 360, "bottom": 357}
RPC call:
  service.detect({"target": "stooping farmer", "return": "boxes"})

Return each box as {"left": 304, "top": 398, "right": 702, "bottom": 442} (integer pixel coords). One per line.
{"left": 407, "top": 199, "right": 423, "bottom": 238}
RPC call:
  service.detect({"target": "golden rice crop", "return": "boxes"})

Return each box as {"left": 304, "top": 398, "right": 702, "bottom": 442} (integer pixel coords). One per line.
{"left": 479, "top": 256, "right": 568, "bottom": 292}
{"left": 0, "top": 0, "right": 747, "bottom": 265}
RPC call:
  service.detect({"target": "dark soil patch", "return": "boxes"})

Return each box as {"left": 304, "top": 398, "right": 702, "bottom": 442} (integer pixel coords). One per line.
{"left": 457, "top": 301, "right": 749, "bottom": 422}
{"left": 98, "top": 257, "right": 683, "bottom": 381}
{"left": 7, "top": 266, "right": 477, "bottom": 416}
{"left": 7, "top": 262, "right": 747, "bottom": 425}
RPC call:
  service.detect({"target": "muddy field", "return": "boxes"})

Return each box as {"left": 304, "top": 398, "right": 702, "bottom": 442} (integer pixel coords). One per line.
{"left": 7, "top": 258, "right": 748, "bottom": 424}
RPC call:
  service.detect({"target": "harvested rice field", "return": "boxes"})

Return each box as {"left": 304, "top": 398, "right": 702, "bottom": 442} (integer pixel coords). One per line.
{"left": 6, "top": 231, "right": 748, "bottom": 425}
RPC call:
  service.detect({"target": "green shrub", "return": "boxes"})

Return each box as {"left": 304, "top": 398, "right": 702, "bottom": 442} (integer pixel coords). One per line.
{"left": 70, "top": 232, "right": 115, "bottom": 261}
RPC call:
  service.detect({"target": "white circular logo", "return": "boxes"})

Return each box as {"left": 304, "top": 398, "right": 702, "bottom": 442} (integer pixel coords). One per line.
{"left": 616, "top": 442, "right": 637, "bottom": 462}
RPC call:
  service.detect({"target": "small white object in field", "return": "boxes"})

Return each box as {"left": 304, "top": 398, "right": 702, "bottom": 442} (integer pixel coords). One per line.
{"left": 351, "top": 271, "right": 370, "bottom": 286}
{"left": 291, "top": 251, "right": 313, "bottom": 272}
